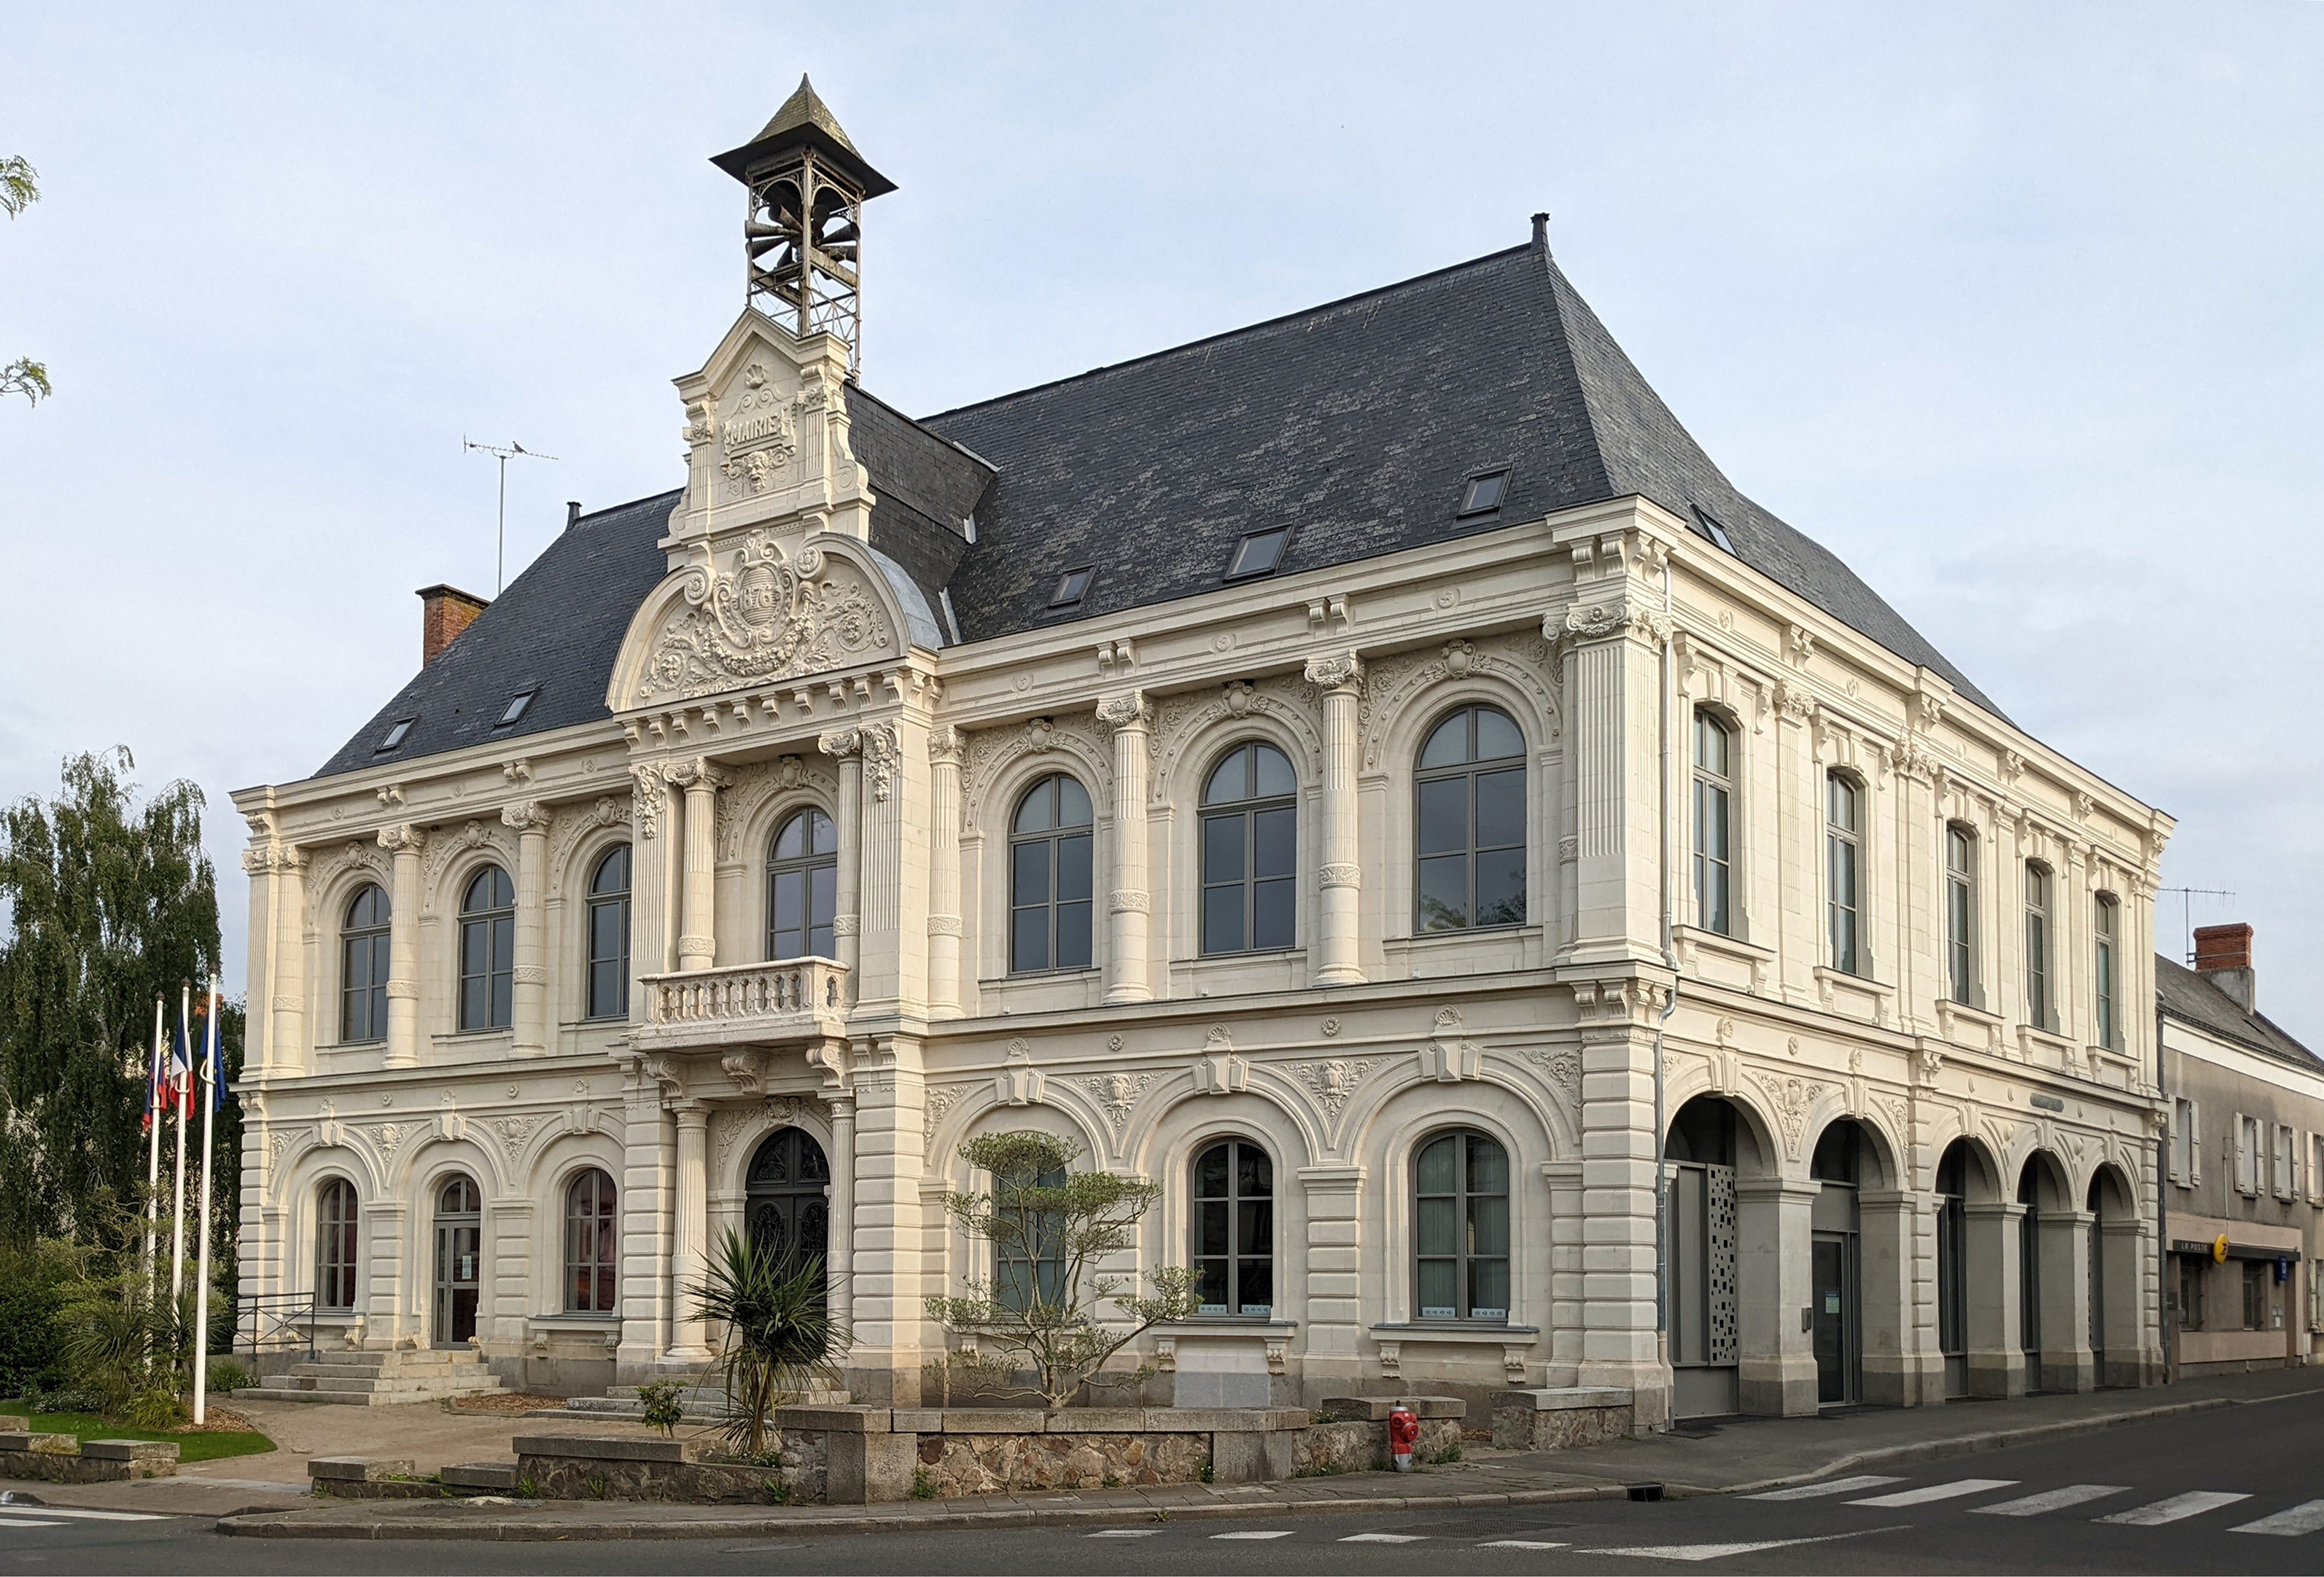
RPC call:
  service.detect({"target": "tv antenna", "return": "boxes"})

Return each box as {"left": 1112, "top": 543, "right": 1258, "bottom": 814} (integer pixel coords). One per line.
{"left": 463, "top": 438, "right": 558, "bottom": 594}
{"left": 2158, "top": 885, "right": 2236, "bottom": 963}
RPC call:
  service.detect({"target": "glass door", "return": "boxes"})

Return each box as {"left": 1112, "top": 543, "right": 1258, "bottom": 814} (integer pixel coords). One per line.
{"left": 1812, "top": 1231, "right": 1860, "bottom": 1405}
{"left": 433, "top": 1175, "right": 482, "bottom": 1347}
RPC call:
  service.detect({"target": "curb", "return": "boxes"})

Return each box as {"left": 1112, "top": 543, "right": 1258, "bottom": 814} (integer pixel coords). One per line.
{"left": 215, "top": 1483, "right": 1630, "bottom": 1541}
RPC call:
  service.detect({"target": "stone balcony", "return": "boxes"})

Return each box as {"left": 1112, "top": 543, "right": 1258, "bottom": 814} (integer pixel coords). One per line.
{"left": 631, "top": 956, "right": 850, "bottom": 1054}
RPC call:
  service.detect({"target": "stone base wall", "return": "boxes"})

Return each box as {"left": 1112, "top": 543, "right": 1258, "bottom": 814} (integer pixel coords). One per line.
{"left": 1490, "top": 1388, "right": 1636, "bottom": 1452}
{"left": 918, "top": 1431, "right": 1209, "bottom": 1495}
{"left": 0, "top": 1430, "right": 179, "bottom": 1484}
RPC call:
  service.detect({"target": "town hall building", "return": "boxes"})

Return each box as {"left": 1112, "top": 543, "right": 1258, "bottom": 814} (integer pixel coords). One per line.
{"left": 232, "top": 81, "right": 2176, "bottom": 1427}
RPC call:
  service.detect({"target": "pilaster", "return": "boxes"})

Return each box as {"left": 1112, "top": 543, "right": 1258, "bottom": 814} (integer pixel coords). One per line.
{"left": 2037, "top": 1207, "right": 2096, "bottom": 1393}
{"left": 626, "top": 767, "right": 675, "bottom": 1024}
{"left": 378, "top": 825, "right": 426, "bottom": 1069}
{"left": 820, "top": 730, "right": 865, "bottom": 989}
{"left": 1304, "top": 655, "right": 1366, "bottom": 987}
{"left": 1573, "top": 978, "right": 1670, "bottom": 1425}
{"left": 675, "top": 763, "right": 723, "bottom": 974}
{"left": 666, "top": 1099, "right": 711, "bottom": 1361}
{"left": 1963, "top": 1199, "right": 2026, "bottom": 1397}
{"left": 1735, "top": 1176, "right": 1819, "bottom": 1415}
{"left": 926, "top": 725, "right": 965, "bottom": 1019}
{"left": 1295, "top": 1164, "right": 1364, "bottom": 1378}
{"left": 1552, "top": 593, "right": 1668, "bottom": 966}
{"left": 502, "top": 802, "right": 553, "bottom": 1054}
{"left": 844, "top": 1035, "right": 925, "bottom": 1403}
{"left": 1096, "top": 691, "right": 1154, "bottom": 1004}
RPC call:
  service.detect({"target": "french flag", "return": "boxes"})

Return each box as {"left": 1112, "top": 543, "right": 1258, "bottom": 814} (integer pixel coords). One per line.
{"left": 141, "top": 1029, "right": 166, "bottom": 1134}
{"left": 170, "top": 1015, "right": 193, "bottom": 1120}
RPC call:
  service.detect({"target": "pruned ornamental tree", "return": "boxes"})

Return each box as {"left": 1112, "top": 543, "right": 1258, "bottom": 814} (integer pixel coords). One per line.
{"left": 928, "top": 1130, "right": 1200, "bottom": 1410}
{"left": 2, "top": 154, "right": 50, "bottom": 405}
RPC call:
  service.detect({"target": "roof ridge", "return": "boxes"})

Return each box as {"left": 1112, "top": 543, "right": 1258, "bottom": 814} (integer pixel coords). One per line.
{"left": 919, "top": 244, "right": 1531, "bottom": 424}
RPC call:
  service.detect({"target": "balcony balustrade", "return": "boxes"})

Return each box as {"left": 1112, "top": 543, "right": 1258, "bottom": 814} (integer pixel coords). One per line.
{"left": 631, "top": 956, "right": 849, "bottom": 1053}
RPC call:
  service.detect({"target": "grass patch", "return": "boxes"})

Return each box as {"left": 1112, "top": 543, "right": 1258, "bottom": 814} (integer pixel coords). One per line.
{"left": 1, "top": 1403, "right": 274, "bottom": 1464}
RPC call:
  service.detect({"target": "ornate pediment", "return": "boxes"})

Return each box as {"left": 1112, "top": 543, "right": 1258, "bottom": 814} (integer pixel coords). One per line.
{"left": 635, "top": 531, "right": 897, "bottom": 703}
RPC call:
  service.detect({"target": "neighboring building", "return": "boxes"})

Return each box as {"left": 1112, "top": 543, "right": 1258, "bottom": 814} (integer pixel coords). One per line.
{"left": 2161, "top": 924, "right": 2324, "bottom": 1374}
{"left": 232, "top": 82, "right": 2177, "bottom": 1423}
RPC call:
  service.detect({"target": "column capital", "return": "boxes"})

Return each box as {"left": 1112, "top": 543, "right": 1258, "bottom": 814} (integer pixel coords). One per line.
{"left": 1550, "top": 596, "right": 1671, "bottom": 649}
{"left": 500, "top": 801, "right": 553, "bottom": 833}
{"left": 818, "top": 726, "right": 865, "bottom": 760}
{"left": 1095, "top": 690, "right": 1154, "bottom": 733}
{"left": 857, "top": 720, "right": 901, "bottom": 801}
{"left": 377, "top": 823, "right": 427, "bottom": 856}
{"left": 927, "top": 722, "right": 965, "bottom": 765}
{"left": 1302, "top": 652, "right": 1365, "bottom": 694}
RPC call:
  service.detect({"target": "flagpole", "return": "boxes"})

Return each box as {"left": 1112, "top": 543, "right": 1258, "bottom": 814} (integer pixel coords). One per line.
{"left": 171, "top": 983, "right": 190, "bottom": 1305}
{"left": 144, "top": 996, "right": 163, "bottom": 1280}
{"left": 193, "top": 980, "right": 219, "bottom": 1426}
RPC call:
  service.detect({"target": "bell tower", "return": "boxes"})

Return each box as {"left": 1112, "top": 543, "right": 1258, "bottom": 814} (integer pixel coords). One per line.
{"left": 712, "top": 76, "right": 895, "bottom": 375}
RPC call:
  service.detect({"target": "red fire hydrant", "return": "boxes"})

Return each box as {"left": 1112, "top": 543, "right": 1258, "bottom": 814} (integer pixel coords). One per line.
{"left": 1388, "top": 1405, "right": 1420, "bottom": 1473}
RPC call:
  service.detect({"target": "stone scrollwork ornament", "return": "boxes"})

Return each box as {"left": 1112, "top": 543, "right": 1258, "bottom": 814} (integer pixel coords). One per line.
{"left": 641, "top": 530, "right": 894, "bottom": 701}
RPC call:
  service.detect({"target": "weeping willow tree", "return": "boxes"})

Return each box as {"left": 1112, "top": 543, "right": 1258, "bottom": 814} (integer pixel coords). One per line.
{"left": 0, "top": 749, "right": 229, "bottom": 1247}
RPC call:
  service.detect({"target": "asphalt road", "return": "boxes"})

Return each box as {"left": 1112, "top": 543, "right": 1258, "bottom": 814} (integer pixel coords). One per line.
{"left": 9, "top": 1387, "right": 2324, "bottom": 1574}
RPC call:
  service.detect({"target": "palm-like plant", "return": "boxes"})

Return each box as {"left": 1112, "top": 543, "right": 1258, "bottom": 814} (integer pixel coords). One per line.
{"left": 687, "top": 1228, "right": 844, "bottom": 1458}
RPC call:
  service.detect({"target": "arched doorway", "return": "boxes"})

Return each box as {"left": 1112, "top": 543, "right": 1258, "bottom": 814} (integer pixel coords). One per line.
{"left": 745, "top": 1127, "right": 830, "bottom": 1272}
{"left": 1663, "top": 1097, "right": 1744, "bottom": 1419}
{"left": 1934, "top": 1139, "right": 1994, "bottom": 1398}
{"left": 2088, "top": 1164, "right": 2140, "bottom": 1387}
{"left": 1809, "top": 1121, "right": 1876, "bottom": 1406}
{"left": 2017, "top": 1150, "right": 2080, "bottom": 1392}
{"left": 432, "top": 1174, "right": 482, "bottom": 1347}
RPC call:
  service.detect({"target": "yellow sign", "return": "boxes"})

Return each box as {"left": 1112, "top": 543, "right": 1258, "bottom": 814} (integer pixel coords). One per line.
{"left": 2214, "top": 1234, "right": 2231, "bottom": 1263}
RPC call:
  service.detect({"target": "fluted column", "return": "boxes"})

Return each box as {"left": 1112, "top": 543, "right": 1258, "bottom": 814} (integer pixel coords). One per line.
{"left": 1095, "top": 691, "right": 1153, "bottom": 1004}
{"left": 377, "top": 825, "right": 426, "bottom": 1068}
{"left": 1304, "top": 654, "right": 1365, "bottom": 987}
{"left": 626, "top": 766, "right": 675, "bottom": 1023}
{"left": 244, "top": 839, "right": 308, "bottom": 1073}
{"left": 828, "top": 1089, "right": 857, "bottom": 1352}
{"left": 502, "top": 802, "right": 552, "bottom": 1054}
{"left": 667, "top": 1099, "right": 711, "bottom": 1361}
{"left": 927, "top": 725, "right": 965, "bottom": 1018}
{"left": 676, "top": 762, "right": 723, "bottom": 973}
{"left": 820, "top": 730, "right": 864, "bottom": 987}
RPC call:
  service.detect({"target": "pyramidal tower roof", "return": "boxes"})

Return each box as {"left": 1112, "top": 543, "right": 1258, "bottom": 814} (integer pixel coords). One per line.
{"left": 757, "top": 74, "right": 858, "bottom": 154}
{"left": 710, "top": 74, "right": 894, "bottom": 195}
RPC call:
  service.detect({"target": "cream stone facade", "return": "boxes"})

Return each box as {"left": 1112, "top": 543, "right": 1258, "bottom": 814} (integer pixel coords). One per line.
{"left": 231, "top": 89, "right": 2177, "bottom": 1424}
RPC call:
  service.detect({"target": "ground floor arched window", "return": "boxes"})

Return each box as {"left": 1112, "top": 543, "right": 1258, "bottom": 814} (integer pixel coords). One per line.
{"left": 1413, "top": 1129, "right": 1509, "bottom": 1323}
{"left": 1192, "top": 1138, "right": 1273, "bottom": 1318}
{"left": 316, "top": 1177, "right": 359, "bottom": 1311}
{"left": 564, "top": 1168, "right": 617, "bottom": 1313}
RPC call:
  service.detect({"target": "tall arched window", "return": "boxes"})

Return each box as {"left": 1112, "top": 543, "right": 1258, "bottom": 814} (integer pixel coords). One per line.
{"left": 766, "top": 809, "right": 838, "bottom": 960}
{"left": 1946, "top": 825, "right": 1978, "bottom": 1006}
{"left": 340, "top": 884, "right": 391, "bottom": 1044}
{"left": 2024, "top": 861, "right": 2053, "bottom": 1030}
{"left": 316, "top": 1177, "right": 359, "bottom": 1311}
{"left": 456, "top": 865, "right": 515, "bottom": 1032}
{"left": 995, "top": 1152, "right": 1068, "bottom": 1312}
{"left": 1693, "top": 712, "right": 1735, "bottom": 935}
{"left": 564, "top": 1169, "right": 618, "bottom": 1313}
{"left": 2093, "top": 892, "right": 2119, "bottom": 1051}
{"left": 1826, "top": 772, "right": 1861, "bottom": 975}
{"left": 1200, "top": 743, "right": 1297, "bottom": 955}
{"left": 1413, "top": 1129, "right": 1509, "bottom": 1323}
{"left": 1414, "top": 705, "right": 1526, "bottom": 932}
{"left": 1009, "top": 774, "right": 1094, "bottom": 973}
{"left": 586, "top": 845, "right": 631, "bottom": 1021}
{"left": 1192, "top": 1138, "right": 1273, "bottom": 1317}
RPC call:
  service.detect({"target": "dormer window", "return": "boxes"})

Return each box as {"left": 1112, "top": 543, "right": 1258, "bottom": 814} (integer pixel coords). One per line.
{"left": 1458, "top": 468, "right": 1510, "bottom": 517}
{"left": 375, "top": 718, "right": 414, "bottom": 753}
{"left": 495, "top": 688, "right": 538, "bottom": 728}
{"left": 1224, "top": 526, "right": 1291, "bottom": 581}
{"left": 1692, "top": 507, "right": 1736, "bottom": 554}
{"left": 1048, "top": 566, "right": 1095, "bottom": 608}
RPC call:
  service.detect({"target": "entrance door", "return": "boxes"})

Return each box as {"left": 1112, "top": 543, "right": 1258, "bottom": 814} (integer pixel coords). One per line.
{"left": 432, "top": 1174, "right": 482, "bottom": 1347}
{"left": 745, "top": 1126, "right": 831, "bottom": 1273}
{"left": 1811, "top": 1231, "right": 1859, "bottom": 1405}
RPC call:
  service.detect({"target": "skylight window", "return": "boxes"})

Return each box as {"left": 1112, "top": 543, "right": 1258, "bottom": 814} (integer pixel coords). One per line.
{"left": 1224, "top": 526, "right": 1291, "bottom": 581}
{"left": 1691, "top": 507, "right": 1736, "bottom": 554}
{"left": 376, "top": 718, "right": 415, "bottom": 753}
{"left": 1049, "top": 566, "right": 1095, "bottom": 608}
{"left": 495, "top": 688, "right": 539, "bottom": 728}
{"left": 1458, "top": 468, "right": 1510, "bottom": 517}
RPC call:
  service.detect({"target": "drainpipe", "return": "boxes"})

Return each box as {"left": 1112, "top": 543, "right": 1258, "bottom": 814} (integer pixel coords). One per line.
{"left": 2157, "top": 999, "right": 2172, "bottom": 1385}
{"left": 1652, "top": 551, "right": 1680, "bottom": 1419}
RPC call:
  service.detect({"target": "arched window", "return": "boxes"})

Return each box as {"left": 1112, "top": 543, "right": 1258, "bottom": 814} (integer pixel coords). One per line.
{"left": 1826, "top": 772, "right": 1861, "bottom": 975}
{"left": 316, "top": 1177, "right": 359, "bottom": 1311}
{"left": 1945, "top": 825, "right": 1978, "bottom": 1006}
{"left": 2093, "top": 892, "right": 2119, "bottom": 1051}
{"left": 586, "top": 845, "right": 631, "bottom": 1021}
{"left": 1414, "top": 705, "right": 1526, "bottom": 932}
{"left": 1693, "top": 712, "right": 1735, "bottom": 935}
{"left": 1192, "top": 1139, "right": 1273, "bottom": 1317}
{"left": 456, "top": 865, "right": 515, "bottom": 1032}
{"left": 766, "top": 809, "right": 838, "bottom": 961}
{"left": 564, "top": 1169, "right": 618, "bottom": 1313}
{"left": 2024, "top": 862, "right": 2053, "bottom": 1030}
{"left": 339, "top": 884, "right": 391, "bottom": 1044}
{"left": 1009, "top": 774, "right": 1094, "bottom": 973}
{"left": 1413, "top": 1129, "right": 1509, "bottom": 1323}
{"left": 995, "top": 1152, "right": 1068, "bottom": 1312}
{"left": 745, "top": 1127, "right": 831, "bottom": 1272}
{"left": 1200, "top": 743, "right": 1297, "bottom": 955}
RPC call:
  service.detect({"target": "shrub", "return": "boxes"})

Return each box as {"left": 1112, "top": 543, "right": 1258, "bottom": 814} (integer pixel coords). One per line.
{"left": 686, "top": 1231, "right": 842, "bottom": 1461}
{"left": 636, "top": 1379, "right": 685, "bottom": 1439}
{"left": 0, "top": 1243, "right": 73, "bottom": 1398}
{"left": 206, "top": 1357, "right": 255, "bottom": 1395}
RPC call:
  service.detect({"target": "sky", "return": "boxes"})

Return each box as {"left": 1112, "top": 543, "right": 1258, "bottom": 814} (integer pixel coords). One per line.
{"left": 2, "top": 2, "right": 2319, "bottom": 1040}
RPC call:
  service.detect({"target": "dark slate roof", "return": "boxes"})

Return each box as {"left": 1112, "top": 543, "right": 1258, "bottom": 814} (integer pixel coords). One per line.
{"left": 315, "top": 234, "right": 2005, "bottom": 779}
{"left": 314, "top": 491, "right": 679, "bottom": 778}
{"left": 922, "top": 238, "right": 1998, "bottom": 714}
{"left": 2156, "top": 954, "right": 2324, "bottom": 1074}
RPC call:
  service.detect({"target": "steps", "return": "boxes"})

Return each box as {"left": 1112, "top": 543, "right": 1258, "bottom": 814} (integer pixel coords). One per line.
{"left": 234, "top": 1348, "right": 509, "bottom": 1407}
{"left": 537, "top": 1382, "right": 850, "bottom": 1424}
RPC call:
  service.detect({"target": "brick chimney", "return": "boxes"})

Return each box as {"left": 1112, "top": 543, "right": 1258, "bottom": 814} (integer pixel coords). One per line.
{"left": 416, "top": 583, "right": 489, "bottom": 667}
{"left": 2193, "top": 922, "right": 2256, "bottom": 1014}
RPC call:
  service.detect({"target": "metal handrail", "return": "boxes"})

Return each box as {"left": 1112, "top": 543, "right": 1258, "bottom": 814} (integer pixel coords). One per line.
{"left": 238, "top": 1290, "right": 317, "bottom": 1360}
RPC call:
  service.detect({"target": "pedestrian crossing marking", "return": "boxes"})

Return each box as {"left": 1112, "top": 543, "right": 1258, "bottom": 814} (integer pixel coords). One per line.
{"left": 1585, "top": 1528, "right": 1897, "bottom": 1562}
{"left": 1087, "top": 1528, "right": 1161, "bottom": 1537}
{"left": 1744, "top": 1473, "right": 1905, "bottom": 1500}
{"left": 1973, "top": 1484, "right": 2130, "bottom": 1517}
{"left": 0, "top": 1506, "right": 169, "bottom": 1523}
{"left": 2097, "top": 1490, "right": 2252, "bottom": 1527}
{"left": 1340, "top": 1533, "right": 1427, "bottom": 1542}
{"left": 2231, "top": 1500, "right": 2324, "bottom": 1537}
{"left": 1480, "top": 1539, "right": 1571, "bottom": 1550}
{"left": 0, "top": 1519, "right": 66, "bottom": 1530}
{"left": 1849, "top": 1478, "right": 2017, "bottom": 1508}
{"left": 1212, "top": 1530, "right": 1296, "bottom": 1539}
